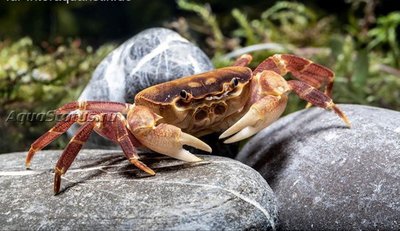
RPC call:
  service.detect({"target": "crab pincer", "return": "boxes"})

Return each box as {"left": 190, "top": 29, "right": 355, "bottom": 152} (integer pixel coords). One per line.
{"left": 127, "top": 106, "right": 211, "bottom": 162}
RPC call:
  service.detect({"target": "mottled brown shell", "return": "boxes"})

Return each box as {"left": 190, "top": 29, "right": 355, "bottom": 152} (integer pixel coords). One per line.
{"left": 135, "top": 66, "right": 252, "bottom": 104}
{"left": 134, "top": 66, "right": 253, "bottom": 135}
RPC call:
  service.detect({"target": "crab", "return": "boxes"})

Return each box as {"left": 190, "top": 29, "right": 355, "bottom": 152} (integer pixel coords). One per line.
{"left": 26, "top": 53, "right": 350, "bottom": 194}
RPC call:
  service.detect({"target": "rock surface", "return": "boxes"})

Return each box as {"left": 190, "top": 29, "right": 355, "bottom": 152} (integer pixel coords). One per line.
{"left": 78, "top": 27, "right": 213, "bottom": 103}
{"left": 71, "top": 28, "right": 213, "bottom": 148}
{"left": 236, "top": 104, "right": 400, "bottom": 230}
{"left": 0, "top": 150, "right": 277, "bottom": 230}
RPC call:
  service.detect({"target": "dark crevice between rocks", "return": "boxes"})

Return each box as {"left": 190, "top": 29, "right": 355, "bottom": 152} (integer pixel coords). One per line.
{"left": 251, "top": 139, "right": 291, "bottom": 189}
{"left": 185, "top": 133, "right": 241, "bottom": 159}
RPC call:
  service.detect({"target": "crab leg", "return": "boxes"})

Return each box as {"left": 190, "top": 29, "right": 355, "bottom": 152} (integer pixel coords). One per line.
{"left": 233, "top": 54, "right": 253, "bottom": 67}
{"left": 56, "top": 101, "right": 131, "bottom": 114}
{"left": 220, "top": 67, "right": 350, "bottom": 143}
{"left": 254, "top": 54, "right": 335, "bottom": 97}
{"left": 26, "top": 114, "right": 81, "bottom": 169}
{"left": 127, "top": 106, "right": 211, "bottom": 162}
{"left": 113, "top": 113, "right": 155, "bottom": 175}
{"left": 288, "top": 80, "right": 351, "bottom": 127}
{"left": 54, "top": 120, "right": 96, "bottom": 194}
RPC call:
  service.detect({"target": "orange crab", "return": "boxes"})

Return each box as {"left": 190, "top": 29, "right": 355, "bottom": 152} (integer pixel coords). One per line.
{"left": 26, "top": 54, "right": 350, "bottom": 194}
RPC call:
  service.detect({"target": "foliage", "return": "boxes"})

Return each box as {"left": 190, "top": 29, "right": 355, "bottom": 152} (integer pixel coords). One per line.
{"left": 0, "top": 38, "right": 115, "bottom": 153}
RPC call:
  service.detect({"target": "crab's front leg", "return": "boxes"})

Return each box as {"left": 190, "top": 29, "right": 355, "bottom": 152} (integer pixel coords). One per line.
{"left": 220, "top": 71, "right": 289, "bottom": 143}
{"left": 127, "top": 106, "right": 212, "bottom": 162}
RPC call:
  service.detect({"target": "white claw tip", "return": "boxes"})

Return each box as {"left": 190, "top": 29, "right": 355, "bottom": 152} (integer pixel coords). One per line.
{"left": 174, "top": 149, "right": 202, "bottom": 162}
{"left": 181, "top": 133, "right": 212, "bottom": 153}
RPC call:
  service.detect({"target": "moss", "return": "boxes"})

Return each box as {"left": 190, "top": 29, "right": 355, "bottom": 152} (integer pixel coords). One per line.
{"left": 0, "top": 38, "right": 115, "bottom": 153}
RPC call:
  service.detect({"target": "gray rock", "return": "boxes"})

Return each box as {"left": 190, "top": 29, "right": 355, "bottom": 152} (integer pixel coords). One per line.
{"left": 0, "top": 150, "right": 277, "bottom": 230}
{"left": 236, "top": 104, "right": 400, "bottom": 230}
{"left": 71, "top": 28, "right": 213, "bottom": 148}
{"left": 79, "top": 27, "right": 213, "bottom": 103}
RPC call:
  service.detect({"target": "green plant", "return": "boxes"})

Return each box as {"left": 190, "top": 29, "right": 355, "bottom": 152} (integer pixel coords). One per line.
{"left": 177, "top": 0, "right": 225, "bottom": 56}
{"left": 368, "top": 12, "right": 400, "bottom": 68}
{"left": 0, "top": 37, "right": 115, "bottom": 153}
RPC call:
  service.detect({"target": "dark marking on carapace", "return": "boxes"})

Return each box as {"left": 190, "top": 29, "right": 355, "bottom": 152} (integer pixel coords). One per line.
{"left": 194, "top": 109, "right": 208, "bottom": 121}
{"left": 135, "top": 66, "right": 252, "bottom": 104}
{"left": 214, "top": 104, "right": 226, "bottom": 115}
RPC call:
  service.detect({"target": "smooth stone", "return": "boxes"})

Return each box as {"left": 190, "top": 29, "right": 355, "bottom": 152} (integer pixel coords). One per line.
{"left": 72, "top": 27, "right": 213, "bottom": 148}
{"left": 79, "top": 27, "right": 213, "bottom": 103}
{"left": 0, "top": 150, "right": 277, "bottom": 230}
{"left": 236, "top": 104, "right": 400, "bottom": 230}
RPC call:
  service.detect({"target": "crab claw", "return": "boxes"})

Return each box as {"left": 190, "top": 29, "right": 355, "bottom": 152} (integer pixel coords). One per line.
{"left": 132, "top": 123, "right": 211, "bottom": 162}
{"left": 219, "top": 109, "right": 262, "bottom": 143}
{"left": 127, "top": 105, "right": 211, "bottom": 162}
{"left": 220, "top": 95, "right": 287, "bottom": 143}
{"left": 181, "top": 132, "right": 212, "bottom": 154}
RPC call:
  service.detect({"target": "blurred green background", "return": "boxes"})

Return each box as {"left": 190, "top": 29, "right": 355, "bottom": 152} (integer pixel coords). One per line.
{"left": 1, "top": 0, "right": 399, "bottom": 153}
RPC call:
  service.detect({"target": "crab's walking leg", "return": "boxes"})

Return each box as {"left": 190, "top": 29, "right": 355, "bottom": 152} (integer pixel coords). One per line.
{"left": 233, "top": 54, "right": 253, "bottom": 67}
{"left": 254, "top": 54, "right": 335, "bottom": 97}
{"left": 54, "top": 120, "right": 95, "bottom": 194}
{"left": 26, "top": 114, "right": 80, "bottom": 168}
{"left": 113, "top": 113, "right": 155, "bottom": 175}
{"left": 56, "top": 101, "right": 130, "bottom": 114}
{"left": 288, "top": 80, "right": 351, "bottom": 127}
{"left": 127, "top": 106, "right": 211, "bottom": 162}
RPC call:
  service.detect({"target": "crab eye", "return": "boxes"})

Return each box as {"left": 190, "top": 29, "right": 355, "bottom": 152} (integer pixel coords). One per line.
{"left": 180, "top": 90, "right": 188, "bottom": 99}
{"left": 231, "top": 77, "right": 239, "bottom": 87}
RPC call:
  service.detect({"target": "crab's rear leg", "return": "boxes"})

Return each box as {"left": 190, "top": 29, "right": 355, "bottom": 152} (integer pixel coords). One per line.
{"left": 54, "top": 119, "right": 96, "bottom": 194}
{"left": 56, "top": 101, "right": 131, "bottom": 114}
{"left": 254, "top": 54, "right": 335, "bottom": 97}
{"left": 233, "top": 54, "right": 253, "bottom": 67}
{"left": 113, "top": 113, "right": 155, "bottom": 175}
{"left": 127, "top": 106, "right": 212, "bottom": 162}
{"left": 288, "top": 80, "right": 351, "bottom": 127}
{"left": 26, "top": 114, "right": 83, "bottom": 168}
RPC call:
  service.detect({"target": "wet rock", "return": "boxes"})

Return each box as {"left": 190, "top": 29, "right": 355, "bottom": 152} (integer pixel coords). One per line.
{"left": 72, "top": 28, "right": 213, "bottom": 148}
{"left": 236, "top": 104, "right": 400, "bottom": 230}
{"left": 0, "top": 150, "right": 277, "bottom": 230}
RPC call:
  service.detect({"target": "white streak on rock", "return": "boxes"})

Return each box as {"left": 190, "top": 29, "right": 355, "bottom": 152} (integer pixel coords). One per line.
{"left": 0, "top": 170, "right": 42, "bottom": 176}
{"left": 133, "top": 179, "right": 276, "bottom": 229}
{"left": 60, "top": 175, "right": 276, "bottom": 229}
{"left": 188, "top": 55, "right": 202, "bottom": 74}
{"left": 104, "top": 49, "right": 126, "bottom": 102}
{"left": 129, "top": 35, "right": 188, "bottom": 77}
{"left": 323, "top": 132, "right": 339, "bottom": 141}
